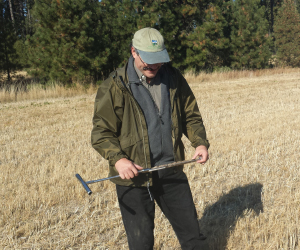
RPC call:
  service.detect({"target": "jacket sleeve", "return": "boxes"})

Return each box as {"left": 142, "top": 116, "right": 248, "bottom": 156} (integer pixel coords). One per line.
{"left": 178, "top": 71, "right": 210, "bottom": 149}
{"left": 91, "top": 77, "right": 128, "bottom": 167}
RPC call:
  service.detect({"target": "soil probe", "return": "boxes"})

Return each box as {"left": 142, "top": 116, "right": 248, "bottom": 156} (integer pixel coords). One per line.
{"left": 76, "top": 158, "right": 200, "bottom": 195}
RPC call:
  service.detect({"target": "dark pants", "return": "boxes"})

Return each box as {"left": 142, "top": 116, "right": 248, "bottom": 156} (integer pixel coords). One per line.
{"left": 116, "top": 171, "right": 209, "bottom": 250}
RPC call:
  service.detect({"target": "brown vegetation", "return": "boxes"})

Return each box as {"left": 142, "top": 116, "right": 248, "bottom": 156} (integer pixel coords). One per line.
{"left": 1, "top": 68, "right": 300, "bottom": 249}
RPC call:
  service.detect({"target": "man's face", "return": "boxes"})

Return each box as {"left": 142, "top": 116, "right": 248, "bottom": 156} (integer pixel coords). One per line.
{"left": 131, "top": 47, "right": 163, "bottom": 80}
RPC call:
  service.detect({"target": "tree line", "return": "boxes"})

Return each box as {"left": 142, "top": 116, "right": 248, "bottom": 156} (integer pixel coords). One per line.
{"left": 1, "top": 0, "right": 300, "bottom": 84}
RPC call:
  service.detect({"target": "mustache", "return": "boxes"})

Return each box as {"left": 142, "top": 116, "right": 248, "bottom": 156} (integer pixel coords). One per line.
{"left": 143, "top": 65, "right": 161, "bottom": 71}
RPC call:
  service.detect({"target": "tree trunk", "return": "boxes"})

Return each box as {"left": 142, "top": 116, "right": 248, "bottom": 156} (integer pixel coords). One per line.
{"left": 271, "top": 0, "right": 274, "bottom": 33}
{"left": 26, "top": 3, "right": 33, "bottom": 36}
{"left": 19, "top": 0, "right": 26, "bottom": 37}
{"left": 4, "top": 40, "right": 11, "bottom": 81}
{"left": 8, "top": 0, "right": 15, "bottom": 24}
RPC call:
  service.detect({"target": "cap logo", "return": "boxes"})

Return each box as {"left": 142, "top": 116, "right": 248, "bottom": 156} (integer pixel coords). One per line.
{"left": 152, "top": 40, "right": 158, "bottom": 46}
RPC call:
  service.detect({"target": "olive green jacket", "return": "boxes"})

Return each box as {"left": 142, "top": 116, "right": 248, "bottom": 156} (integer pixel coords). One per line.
{"left": 91, "top": 62, "right": 209, "bottom": 187}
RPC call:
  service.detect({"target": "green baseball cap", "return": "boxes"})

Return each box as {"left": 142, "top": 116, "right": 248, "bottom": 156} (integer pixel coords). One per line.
{"left": 132, "top": 27, "right": 170, "bottom": 64}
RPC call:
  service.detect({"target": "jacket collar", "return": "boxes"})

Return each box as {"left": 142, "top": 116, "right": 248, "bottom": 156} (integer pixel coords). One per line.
{"left": 127, "top": 55, "right": 140, "bottom": 85}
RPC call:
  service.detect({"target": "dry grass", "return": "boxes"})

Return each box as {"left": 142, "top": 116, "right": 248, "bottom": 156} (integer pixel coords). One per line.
{"left": 0, "top": 70, "right": 28, "bottom": 81}
{"left": 1, "top": 68, "right": 300, "bottom": 249}
{"left": 184, "top": 67, "right": 300, "bottom": 83}
{"left": 0, "top": 82, "right": 97, "bottom": 103}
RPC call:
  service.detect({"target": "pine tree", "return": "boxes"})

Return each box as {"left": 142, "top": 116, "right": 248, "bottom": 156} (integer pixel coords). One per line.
{"left": 261, "top": 0, "right": 283, "bottom": 35}
{"left": 134, "top": 0, "right": 187, "bottom": 70}
{"left": 0, "top": 0, "right": 19, "bottom": 81}
{"left": 274, "top": 0, "right": 300, "bottom": 67}
{"left": 0, "top": 0, "right": 36, "bottom": 74}
{"left": 135, "top": 0, "right": 214, "bottom": 71}
{"left": 95, "top": 0, "right": 139, "bottom": 77}
{"left": 181, "top": 3, "right": 230, "bottom": 71}
{"left": 26, "top": 0, "right": 106, "bottom": 84}
{"left": 230, "top": 0, "right": 272, "bottom": 69}
{"left": 296, "top": 0, "right": 300, "bottom": 15}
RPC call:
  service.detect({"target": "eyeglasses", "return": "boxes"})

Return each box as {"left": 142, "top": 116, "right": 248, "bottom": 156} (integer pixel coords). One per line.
{"left": 133, "top": 48, "right": 164, "bottom": 66}
{"left": 136, "top": 51, "right": 163, "bottom": 66}
{"left": 136, "top": 51, "right": 147, "bottom": 65}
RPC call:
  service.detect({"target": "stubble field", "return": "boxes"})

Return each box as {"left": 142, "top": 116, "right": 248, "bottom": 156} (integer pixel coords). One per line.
{"left": 1, "top": 68, "right": 300, "bottom": 249}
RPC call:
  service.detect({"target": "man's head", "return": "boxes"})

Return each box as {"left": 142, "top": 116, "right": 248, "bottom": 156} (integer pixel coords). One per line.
{"left": 131, "top": 28, "right": 170, "bottom": 80}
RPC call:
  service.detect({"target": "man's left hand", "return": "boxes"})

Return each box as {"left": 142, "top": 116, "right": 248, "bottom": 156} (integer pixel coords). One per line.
{"left": 192, "top": 145, "right": 209, "bottom": 164}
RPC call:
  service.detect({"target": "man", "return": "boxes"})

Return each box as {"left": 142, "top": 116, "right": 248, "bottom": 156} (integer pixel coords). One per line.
{"left": 91, "top": 27, "right": 210, "bottom": 250}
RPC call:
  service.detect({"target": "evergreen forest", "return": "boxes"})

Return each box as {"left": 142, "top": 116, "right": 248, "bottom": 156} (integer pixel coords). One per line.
{"left": 1, "top": 0, "right": 300, "bottom": 84}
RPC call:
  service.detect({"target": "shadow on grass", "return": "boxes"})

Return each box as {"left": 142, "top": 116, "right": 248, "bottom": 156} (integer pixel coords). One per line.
{"left": 198, "top": 183, "right": 263, "bottom": 250}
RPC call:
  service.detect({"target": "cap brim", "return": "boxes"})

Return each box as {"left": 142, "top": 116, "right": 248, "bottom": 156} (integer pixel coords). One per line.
{"left": 137, "top": 49, "right": 170, "bottom": 64}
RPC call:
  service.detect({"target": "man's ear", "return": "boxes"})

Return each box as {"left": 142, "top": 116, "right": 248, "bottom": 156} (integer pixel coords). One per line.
{"left": 131, "top": 47, "right": 138, "bottom": 59}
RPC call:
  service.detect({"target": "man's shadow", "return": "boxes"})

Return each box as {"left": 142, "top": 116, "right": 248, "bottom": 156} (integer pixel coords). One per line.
{"left": 198, "top": 183, "right": 263, "bottom": 250}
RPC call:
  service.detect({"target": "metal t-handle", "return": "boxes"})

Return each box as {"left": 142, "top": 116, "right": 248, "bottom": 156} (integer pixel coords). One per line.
{"left": 76, "top": 158, "right": 201, "bottom": 195}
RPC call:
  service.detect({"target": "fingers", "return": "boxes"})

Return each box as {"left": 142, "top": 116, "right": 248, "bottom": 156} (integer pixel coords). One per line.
{"left": 198, "top": 151, "right": 209, "bottom": 164}
{"left": 192, "top": 152, "right": 200, "bottom": 160}
{"left": 198, "top": 153, "right": 209, "bottom": 164}
{"left": 119, "top": 164, "right": 136, "bottom": 179}
{"left": 115, "top": 158, "right": 143, "bottom": 180}
{"left": 135, "top": 165, "right": 144, "bottom": 170}
{"left": 122, "top": 164, "right": 141, "bottom": 179}
{"left": 193, "top": 145, "right": 209, "bottom": 164}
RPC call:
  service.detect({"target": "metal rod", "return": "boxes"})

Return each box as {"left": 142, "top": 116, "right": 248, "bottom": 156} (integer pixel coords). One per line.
{"left": 75, "top": 158, "right": 200, "bottom": 195}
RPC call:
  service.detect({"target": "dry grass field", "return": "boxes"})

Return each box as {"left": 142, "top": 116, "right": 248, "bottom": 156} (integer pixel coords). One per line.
{"left": 1, "top": 68, "right": 300, "bottom": 249}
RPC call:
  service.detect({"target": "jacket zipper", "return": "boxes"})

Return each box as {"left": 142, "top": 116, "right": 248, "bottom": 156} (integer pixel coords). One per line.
{"left": 117, "top": 77, "right": 150, "bottom": 186}
{"left": 171, "top": 90, "right": 178, "bottom": 161}
{"left": 140, "top": 85, "right": 163, "bottom": 199}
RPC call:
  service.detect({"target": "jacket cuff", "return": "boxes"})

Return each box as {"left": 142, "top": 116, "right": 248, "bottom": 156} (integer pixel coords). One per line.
{"left": 109, "top": 152, "right": 129, "bottom": 167}
{"left": 192, "top": 139, "right": 210, "bottom": 150}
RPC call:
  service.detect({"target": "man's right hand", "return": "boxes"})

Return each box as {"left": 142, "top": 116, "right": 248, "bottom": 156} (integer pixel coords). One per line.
{"left": 115, "top": 158, "right": 143, "bottom": 179}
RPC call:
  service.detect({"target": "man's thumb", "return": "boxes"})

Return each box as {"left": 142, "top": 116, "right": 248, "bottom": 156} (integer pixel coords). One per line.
{"left": 135, "top": 165, "right": 144, "bottom": 170}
